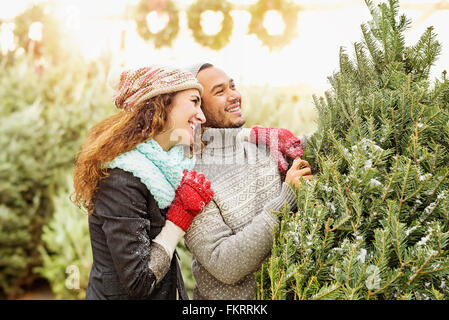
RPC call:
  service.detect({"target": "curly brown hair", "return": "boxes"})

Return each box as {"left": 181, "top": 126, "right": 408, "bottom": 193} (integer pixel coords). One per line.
{"left": 71, "top": 93, "right": 176, "bottom": 214}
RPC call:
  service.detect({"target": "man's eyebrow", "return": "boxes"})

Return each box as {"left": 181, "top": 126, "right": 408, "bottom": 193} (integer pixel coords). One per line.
{"left": 210, "top": 79, "right": 234, "bottom": 93}
{"left": 210, "top": 83, "right": 225, "bottom": 93}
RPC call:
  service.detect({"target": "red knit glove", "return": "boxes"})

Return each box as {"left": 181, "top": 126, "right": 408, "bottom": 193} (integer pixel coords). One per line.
{"left": 166, "top": 170, "right": 214, "bottom": 232}
{"left": 249, "top": 126, "right": 304, "bottom": 173}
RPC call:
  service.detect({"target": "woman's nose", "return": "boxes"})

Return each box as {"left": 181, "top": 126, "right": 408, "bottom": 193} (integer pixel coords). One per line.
{"left": 197, "top": 108, "right": 206, "bottom": 124}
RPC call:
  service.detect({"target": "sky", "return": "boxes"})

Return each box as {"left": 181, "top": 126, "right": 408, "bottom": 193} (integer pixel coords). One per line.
{"left": 1, "top": 0, "right": 448, "bottom": 94}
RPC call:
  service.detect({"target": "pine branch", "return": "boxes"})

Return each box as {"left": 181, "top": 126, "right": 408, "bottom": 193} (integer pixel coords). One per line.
{"left": 311, "top": 283, "right": 342, "bottom": 300}
{"left": 388, "top": 201, "right": 406, "bottom": 265}
{"left": 367, "top": 270, "right": 403, "bottom": 299}
{"left": 407, "top": 252, "right": 435, "bottom": 285}
{"left": 398, "top": 158, "right": 412, "bottom": 215}
{"left": 381, "top": 155, "right": 400, "bottom": 204}
{"left": 390, "top": 96, "right": 400, "bottom": 154}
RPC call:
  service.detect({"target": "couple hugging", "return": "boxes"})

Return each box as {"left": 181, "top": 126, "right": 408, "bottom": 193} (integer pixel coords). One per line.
{"left": 72, "top": 63, "right": 313, "bottom": 300}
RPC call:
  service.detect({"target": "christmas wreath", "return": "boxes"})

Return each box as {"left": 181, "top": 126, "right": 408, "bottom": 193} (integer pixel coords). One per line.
{"left": 134, "top": 0, "right": 179, "bottom": 48}
{"left": 186, "top": 0, "right": 233, "bottom": 50}
{"left": 248, "top": 0, "right": 300, "bottom": 50}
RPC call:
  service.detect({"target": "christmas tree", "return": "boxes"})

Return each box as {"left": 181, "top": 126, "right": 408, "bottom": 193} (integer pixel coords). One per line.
{"left": 256, "top": 0, "right": 449, "bottom": 300}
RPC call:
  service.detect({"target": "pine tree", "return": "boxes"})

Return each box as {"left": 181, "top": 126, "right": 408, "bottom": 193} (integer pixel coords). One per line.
{"left": 256, "top": 0, "right": 449, "bottom": 300}
{"left": 0, "top": 51, "right": 113, "bottom": 299}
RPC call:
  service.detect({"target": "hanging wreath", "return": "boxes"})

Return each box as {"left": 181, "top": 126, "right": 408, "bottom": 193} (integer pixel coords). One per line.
{"left": 135, "top": 0, "right": 179, "bottom": 48}
{"left": 187, "top": 0, "right": 233, "bottom": 50}
{"left": 248, "top": 0, "right": 300, "bottom": 51}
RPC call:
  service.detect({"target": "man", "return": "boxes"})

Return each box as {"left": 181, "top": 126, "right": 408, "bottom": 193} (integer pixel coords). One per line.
{"left": 182, "top": 63, "right": 313, "bottom": 299}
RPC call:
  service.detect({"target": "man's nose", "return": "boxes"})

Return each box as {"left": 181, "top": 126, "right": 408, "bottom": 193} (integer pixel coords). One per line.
{"left": 228, "top": 90, "right": 241, "bottom": 102}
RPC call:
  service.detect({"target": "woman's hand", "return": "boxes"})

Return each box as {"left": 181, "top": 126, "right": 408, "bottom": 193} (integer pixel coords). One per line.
{"left": 166, "top": 170, "right": 214, "bottom": 231}
{"left": 285, "top": 158, "right": 313, "bottom": 188}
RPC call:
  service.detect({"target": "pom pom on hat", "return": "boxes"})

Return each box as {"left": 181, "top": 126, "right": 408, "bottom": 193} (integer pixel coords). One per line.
{"left": 107, "top": 66, "right": 126, "bottom": 92}
{"left": 184, "top": 62, "right": 211, "bottom": 77}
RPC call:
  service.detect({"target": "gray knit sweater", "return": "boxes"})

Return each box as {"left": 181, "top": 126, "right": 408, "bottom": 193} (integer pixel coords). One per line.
{"left": 184, "top": 128, "right": 298, "bottom": 300}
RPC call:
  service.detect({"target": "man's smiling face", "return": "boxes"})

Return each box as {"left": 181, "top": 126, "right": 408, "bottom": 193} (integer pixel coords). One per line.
{"left": 196, "top": 66, "right": 245, "bottom": 128}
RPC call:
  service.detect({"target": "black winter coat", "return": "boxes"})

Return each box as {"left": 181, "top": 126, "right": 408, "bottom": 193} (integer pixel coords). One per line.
{"left": 85, "top": 168, "right": 188, "bottom": 300}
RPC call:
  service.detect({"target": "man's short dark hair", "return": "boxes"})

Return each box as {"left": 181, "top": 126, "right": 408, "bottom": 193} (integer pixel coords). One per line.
{"left": 198, "top": 63, "right": 214, "bottom": 74}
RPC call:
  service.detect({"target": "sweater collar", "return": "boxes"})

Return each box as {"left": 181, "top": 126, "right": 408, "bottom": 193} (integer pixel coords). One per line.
{"left": 201, "top": 127, "right": 245, "bottom": 150}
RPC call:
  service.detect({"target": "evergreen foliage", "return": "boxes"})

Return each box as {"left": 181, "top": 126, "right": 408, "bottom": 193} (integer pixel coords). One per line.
{"left": 34, "top": 174, "right": 92, "bottom": 299}
{"left": 0, "top": 50, "right": 113, "bottom": 298}
{"left": 257, "top": 0, "right": 449, "bottom": 300}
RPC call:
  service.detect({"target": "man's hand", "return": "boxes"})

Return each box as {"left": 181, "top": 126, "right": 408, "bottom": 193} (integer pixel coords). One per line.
{"left": 249, "top": 126, "right": 304, "bottom": 173}
{"left": 285, "top": 158, "right": 313, "bottom": 188}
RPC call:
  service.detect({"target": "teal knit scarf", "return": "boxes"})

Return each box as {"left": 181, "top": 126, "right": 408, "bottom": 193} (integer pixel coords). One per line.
{"left": 108, "top": 139, "right": 196, "bottom": 209}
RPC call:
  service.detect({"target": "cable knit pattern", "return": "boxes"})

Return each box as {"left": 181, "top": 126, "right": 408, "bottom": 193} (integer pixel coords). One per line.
{"left": 108, "top": 139, "right": 195, "bottom": 209}
{"left": 184, "top": 128, "right": 298, "bottom": 300}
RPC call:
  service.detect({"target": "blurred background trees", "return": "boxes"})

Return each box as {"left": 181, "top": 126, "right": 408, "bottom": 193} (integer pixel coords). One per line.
{"left": 0, "top": 4, "right": 114, "bottom": 298}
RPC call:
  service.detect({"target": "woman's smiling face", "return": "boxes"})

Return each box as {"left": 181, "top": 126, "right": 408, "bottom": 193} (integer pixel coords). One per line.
{"left": 164, "top": 88, "right": 205, "bottom": 148}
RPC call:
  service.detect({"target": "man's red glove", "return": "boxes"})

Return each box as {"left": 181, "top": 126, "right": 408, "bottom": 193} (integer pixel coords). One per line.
{"left": 166, "top": 170, "right": 214, "bottom": 232}
{"left": 249, "top": 126, "right": 304, "bottom": 173}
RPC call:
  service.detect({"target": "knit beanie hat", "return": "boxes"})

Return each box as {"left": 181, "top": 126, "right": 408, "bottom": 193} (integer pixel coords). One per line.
{"left": 184, "top": 62, "right": 212, "bottom": 77}
{"left": 108, "top": 65, "right": 203, "bottom": 110}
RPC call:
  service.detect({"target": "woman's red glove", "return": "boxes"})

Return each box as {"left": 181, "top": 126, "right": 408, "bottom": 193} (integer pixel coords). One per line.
{"left": 249, "top": 126, "right": 304, "bottom": 173}
{"left": 166, "top": 170, "right": 214, "bottom": 231}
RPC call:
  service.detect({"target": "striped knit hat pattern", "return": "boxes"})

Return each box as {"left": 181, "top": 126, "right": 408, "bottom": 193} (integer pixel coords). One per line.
{"left": 108, "top": 65, "right": 203, "bottom": 110}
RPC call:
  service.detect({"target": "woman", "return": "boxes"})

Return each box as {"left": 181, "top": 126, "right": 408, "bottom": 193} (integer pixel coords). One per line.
{"left": 72, "top": 65, "right": 214, "bottom": 300}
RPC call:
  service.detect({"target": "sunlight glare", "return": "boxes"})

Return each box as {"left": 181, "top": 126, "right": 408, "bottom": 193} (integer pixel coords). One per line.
{"left": 0, "top": 23, "right": 16, "bottom": 54}
{"left": 146, "top": 11, "right": 169, "bottom": 34}
{"left": 28, "top": 22, "right": 43, "bottom": 41}
{"left": 201, "top": 10, "right": 224, "bottom": 36}
{"left": 263, "top": 10, "right": 285, "bottom": 36}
